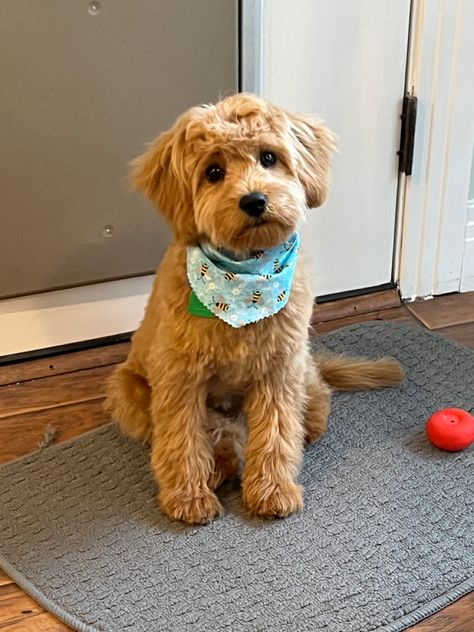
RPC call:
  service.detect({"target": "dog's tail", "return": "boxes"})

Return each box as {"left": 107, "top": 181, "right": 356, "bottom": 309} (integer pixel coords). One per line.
{"left": 315, "top": 354, "right": 405, "bottom": 391}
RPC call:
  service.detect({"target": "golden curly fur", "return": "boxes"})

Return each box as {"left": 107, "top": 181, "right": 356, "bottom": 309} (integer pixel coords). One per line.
{"left": 105, "top": 93, "right": 404, "bottom": 524}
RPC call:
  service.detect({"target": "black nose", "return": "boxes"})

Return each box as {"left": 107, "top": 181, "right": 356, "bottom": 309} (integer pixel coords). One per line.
{"left": 239, "top": 192, "right": 267, "bottom": 217}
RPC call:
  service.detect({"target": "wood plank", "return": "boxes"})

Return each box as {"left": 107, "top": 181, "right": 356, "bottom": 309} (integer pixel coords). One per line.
{"left": 0, "top": 343, "right": 130, "bottom": 387}
{"left": 0, "top": 584, "right": 43, "bottom": 627}
{"left": 0, "top": 365, "right": 116, "bottom": 420}
{"left": 0, "top": 587, "right": 471, "bottom": 632}
{"left": 0, "top": 574, "right": 13, "bottom": 588}
{"left": 410, "top": 592, "right": 474, "bottom": 631}
{"left": 407, "top": 292, "right": 474, "bottom": 330}
{"left": 0, "top": 399, "right": 111, "bottom": 464}
{"left": 312, "top": 306, "right": 420, "bottom": 335}
{"left": 312, "top": 289, "right": 401, "bottom": 323}
{"left": 436, "top": 322, "right": 474, "bottom": 350}
{"left": 0, "top": 611, "right": 72, "bottom": 631}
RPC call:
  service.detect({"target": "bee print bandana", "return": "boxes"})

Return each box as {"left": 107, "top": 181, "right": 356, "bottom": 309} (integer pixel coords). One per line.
{"left": 187, "top": 232, "right": 300, "bottom": 327}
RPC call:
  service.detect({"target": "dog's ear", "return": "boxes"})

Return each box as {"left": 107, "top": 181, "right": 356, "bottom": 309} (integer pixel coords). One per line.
{"left": 131, "top": 109, "right": 201, "bottom": 241}
{"left": 286, "top": 112, "right": 337, "bottom": 208}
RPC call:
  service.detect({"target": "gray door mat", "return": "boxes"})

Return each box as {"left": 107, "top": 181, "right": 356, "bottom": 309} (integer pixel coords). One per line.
{"left": 0, "top": 322, "right": 473, "bottom": 632}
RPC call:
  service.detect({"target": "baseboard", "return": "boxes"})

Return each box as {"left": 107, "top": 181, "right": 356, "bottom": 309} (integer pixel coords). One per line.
{"left": 315, "top": 282, "right": 396, "bottom": 304}
{"left": 0, "top": 276, "right": 153, "bottom": 359}
{"left": 0, "top": 332, "right": 132, "bottom": 367}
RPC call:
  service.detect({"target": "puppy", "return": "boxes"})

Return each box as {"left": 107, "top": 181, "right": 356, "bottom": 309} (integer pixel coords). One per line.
{"left": 105, "top": 93, "right": 404, "bottom": 524}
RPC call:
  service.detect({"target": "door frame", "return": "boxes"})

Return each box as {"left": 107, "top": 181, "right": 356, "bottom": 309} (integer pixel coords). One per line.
{"left": 395, "top": 0, "right": 474, "bottom": 300}
{"left": 240, "top": 0, "right": 263, "bottom": 94}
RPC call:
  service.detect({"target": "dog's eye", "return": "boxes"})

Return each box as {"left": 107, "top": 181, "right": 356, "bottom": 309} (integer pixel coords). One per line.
{"left": 205, "top": 164, "right": 225, "bottom": 183}
{"left": 260, "top": 151, "right": 277, "bottom": 168}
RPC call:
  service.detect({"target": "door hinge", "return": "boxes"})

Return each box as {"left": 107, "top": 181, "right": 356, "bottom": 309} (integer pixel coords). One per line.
{"left": 397, "top": 94, "right": 417, "bottom": 176}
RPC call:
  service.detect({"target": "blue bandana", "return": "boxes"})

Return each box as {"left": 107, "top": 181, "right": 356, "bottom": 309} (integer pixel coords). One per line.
{"left": 187, "top": 232, "right": 300, "bottom": 328}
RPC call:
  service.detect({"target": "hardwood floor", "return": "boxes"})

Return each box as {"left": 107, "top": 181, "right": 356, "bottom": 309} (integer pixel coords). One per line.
{"left": 0, "top": 291, "right": 473, "bottom": 631}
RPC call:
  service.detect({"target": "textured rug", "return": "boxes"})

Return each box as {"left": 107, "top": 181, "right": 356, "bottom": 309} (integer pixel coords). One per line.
{"left": 1, "top": 322, "right": 473, "bottom": 632}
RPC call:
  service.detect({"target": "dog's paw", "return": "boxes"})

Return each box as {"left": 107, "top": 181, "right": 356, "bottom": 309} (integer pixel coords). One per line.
{"left": 159, "top": 487, "right": 223, "bottom": 525}
{"left": 243, "top": 481, "right": 303, "bottom": 519}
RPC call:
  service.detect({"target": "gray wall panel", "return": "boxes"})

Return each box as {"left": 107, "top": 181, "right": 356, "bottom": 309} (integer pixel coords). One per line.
{"left": 1, "top": 0, "right": 238, "bottom": 297}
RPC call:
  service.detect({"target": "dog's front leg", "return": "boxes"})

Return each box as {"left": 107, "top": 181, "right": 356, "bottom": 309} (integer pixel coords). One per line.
{"left": 150, "top": 368, "right": 222, "bottom": 525}
{"left": 242, "top": 369, "right": 305, "bottom": 518}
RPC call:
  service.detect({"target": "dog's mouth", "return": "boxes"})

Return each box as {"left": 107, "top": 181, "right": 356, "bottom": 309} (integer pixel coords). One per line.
{"left": 252, "top": 216, "right": 269, "bottom": 226}
{"left": 247, "top": 210, "right": 294, "bottom": 233}
{"left": 231, "top": 215, "right": 295, "bottom": 251}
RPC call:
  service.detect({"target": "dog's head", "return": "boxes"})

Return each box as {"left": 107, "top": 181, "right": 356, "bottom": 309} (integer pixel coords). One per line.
{"left": 132, "top": 93, "right": 336, "bottom": 251}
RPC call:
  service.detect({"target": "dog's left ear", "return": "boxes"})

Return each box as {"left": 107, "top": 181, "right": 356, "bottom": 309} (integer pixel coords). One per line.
{"left": 131, "top": 107, "right": 206, "bottom": 242}
{"left": 286, "top": 112, "right": 337, "bottom": 208}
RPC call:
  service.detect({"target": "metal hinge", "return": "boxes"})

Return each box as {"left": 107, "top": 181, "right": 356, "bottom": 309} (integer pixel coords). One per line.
{"left": 397, "top": 94, "right": 417, "bottom": 176}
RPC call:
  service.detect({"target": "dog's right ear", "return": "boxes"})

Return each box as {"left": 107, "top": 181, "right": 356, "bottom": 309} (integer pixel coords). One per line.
{"left": 131, "top": 110, "right": 199, "bottom": 241}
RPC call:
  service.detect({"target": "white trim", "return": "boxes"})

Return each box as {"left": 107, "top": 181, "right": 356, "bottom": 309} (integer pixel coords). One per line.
{"left": 460, "top": 199, "right": 474, "bottom": 291}
{"left": 461, "top": 275, "right": 474, "bottom": 293}
{"left": 0, "top": 276, "right": 154, "bottom": 357}
{"left": 240, "top": 0, "right": 263, "bottom": 94}
{"left": 397, "top": 0, "right": 474, "bottom": 299}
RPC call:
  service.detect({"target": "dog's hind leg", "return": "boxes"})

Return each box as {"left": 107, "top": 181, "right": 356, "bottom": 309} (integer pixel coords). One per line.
{"left": 105, "top": 361, "right": 152, "bottom": 442}
{"left": 303, "top": 357, "right": 331, "bottom": 445}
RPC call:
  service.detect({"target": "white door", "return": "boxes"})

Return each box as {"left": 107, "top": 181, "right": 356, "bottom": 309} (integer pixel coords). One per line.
{"left": 259, "top": 0, "right": 411, "bottom": 297}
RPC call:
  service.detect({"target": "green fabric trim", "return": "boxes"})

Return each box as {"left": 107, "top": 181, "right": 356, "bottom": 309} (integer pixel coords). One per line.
{"left": 188, "top": 290, "right": 216, "bottom": 318}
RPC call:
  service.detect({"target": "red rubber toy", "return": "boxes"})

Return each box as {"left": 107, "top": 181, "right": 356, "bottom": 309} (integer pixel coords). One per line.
{"left": 426, "top": 408, "right": 474, "bottom": 452}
